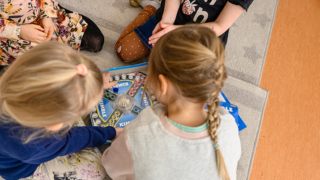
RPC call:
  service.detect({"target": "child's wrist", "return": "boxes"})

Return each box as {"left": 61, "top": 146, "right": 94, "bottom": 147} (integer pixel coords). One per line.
{"left": 161, "top": 16, "right": 175, "bottom": 25}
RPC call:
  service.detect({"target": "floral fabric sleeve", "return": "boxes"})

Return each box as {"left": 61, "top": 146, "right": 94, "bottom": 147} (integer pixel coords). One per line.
{"left": 0, "top": 18, "right": 21, "bottom": 40}
{"left": 40, "top": 0, "right": 59, "bottom": 19}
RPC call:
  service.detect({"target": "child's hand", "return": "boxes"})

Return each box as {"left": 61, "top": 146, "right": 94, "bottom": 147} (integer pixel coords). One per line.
{"left": 20, "top": 24, "right": 47, "bottom": 43}
{"left": 41, "top": 18, "right": 54, "bottom": 41}
{"left": 111, "top": 127, "right": 124, "bottom": 142}
{"left": 149, "top": 22, "right": 180, "bottom": 46}
{"left": 103, "top": 72, "right": 117, "bottom": 89}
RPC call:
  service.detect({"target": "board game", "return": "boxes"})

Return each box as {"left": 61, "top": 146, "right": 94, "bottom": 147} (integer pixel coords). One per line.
{"left": 90, "top": 63, "right": 247, "bottom": 131}
{"left": 90, "top": 71, "right": 156, "bottom": 128}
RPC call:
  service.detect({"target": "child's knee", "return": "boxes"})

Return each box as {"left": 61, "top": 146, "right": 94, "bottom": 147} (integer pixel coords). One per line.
{"left": 116, "top": 46, "right": 138, "bottom": 62}
{"left": 115, "top": 41, "right": 139, "bottom": 62}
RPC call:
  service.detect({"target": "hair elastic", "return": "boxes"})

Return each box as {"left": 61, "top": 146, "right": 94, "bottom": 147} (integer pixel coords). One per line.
{"left": 214, "top": 143, "right": 220, "bottom": 150}
{"left": 76, "top": 64, "right": 88, "bottom": 76}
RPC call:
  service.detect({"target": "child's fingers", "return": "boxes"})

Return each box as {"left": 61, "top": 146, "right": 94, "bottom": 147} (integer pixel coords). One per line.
{"left": 34, "top": 25, "right": 44, "bottom": 31}
{"left": 104, "top": 81, "right": 118, "bottom": 89}
{"left": 149, "top": 29, "right": 167, "bottom": 44}
{"left": 46, "top": 26, "right": 54, "bottom": 41}
{"left": 35, "top": 35, "right": 46, "bottom": 44}
{"left": 104, "top": 72, "right": 111, "bottom": 79}
{"left": 44, "top": 27, "right": 49, "bottom": 41}
{"left": 37, "top": 30, "right": 47, "bottom": 37}
{"left": 109, "top": 81, "right": 118, "bottom": 87}
{"left": 103, "top": 72, "right": 118, "bottom": 89}
{"left": 149, "top": 34, "right": 159, "bottom": 44}
{"left": 149, "top": 37, "right": 160, "bottom": 45}
{"left": 44, "top": 27, "right": 49, "bottom": 35}
{"left": 152, "top": 23, "right": 161, "bottom": 36}
{"left": 150, "top": 31, "right": 160, "bottom": 40}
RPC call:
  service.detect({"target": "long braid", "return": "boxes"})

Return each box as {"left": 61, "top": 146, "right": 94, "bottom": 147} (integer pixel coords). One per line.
{"left": 207, "top": 55, "right": 228, "bottom": 180}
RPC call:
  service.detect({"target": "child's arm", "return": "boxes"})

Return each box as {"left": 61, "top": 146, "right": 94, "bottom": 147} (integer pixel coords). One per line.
{"left": 11, "top": 126, "right": 118, "bottom": 164}
{"left": 102, "top": 127, "right": 135, "bottom": 179}
{"left": 200, "top": 1, "right": 245, "bottom": 36}
{"left": 151, "top": 0, "right": 181, "bottom": 40}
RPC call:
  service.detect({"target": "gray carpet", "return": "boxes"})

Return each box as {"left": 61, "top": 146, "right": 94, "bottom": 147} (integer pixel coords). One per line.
{"left": 223, "top": 76, "right": 268, "bottom": 180}
{"left": 0, "top": 0, "right": 278, "bottom": 179}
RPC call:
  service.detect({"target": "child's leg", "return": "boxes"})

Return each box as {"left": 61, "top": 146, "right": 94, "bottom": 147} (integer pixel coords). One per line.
{"left": 58, "top": 5, "right": 104, "bottom": 52}
{"left": 115, "top": 5, "right": 157, "bottom": 62}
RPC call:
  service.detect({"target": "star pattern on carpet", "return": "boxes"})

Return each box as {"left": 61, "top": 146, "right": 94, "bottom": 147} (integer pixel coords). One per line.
{"left": 243, "top": 45, "right": 262, "bottom": 64}
{"left": 252, "top": 13, "right": 271, "bottom": 28}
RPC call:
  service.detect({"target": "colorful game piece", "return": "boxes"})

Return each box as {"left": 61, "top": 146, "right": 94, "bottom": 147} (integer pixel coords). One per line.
{"left": 113, "top": 88, "right": 119, "bottom": 93}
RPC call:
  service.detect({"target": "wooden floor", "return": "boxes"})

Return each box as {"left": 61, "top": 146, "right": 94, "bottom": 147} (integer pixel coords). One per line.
{"left": 251, "top": 0, "right": 320, "bottom": 179}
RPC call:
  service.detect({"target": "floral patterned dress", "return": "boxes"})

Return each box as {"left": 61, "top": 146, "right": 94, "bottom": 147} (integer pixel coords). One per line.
{"left": 0, "top": 0, "right": 88, "bottom": 66}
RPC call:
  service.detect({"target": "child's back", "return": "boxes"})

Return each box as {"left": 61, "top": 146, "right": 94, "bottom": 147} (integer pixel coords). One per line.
{"left": 103, "top": 105, "right": 240, "bottom": 180}
{"left": 102, "top": 25, "right": 241, "bottom": 180}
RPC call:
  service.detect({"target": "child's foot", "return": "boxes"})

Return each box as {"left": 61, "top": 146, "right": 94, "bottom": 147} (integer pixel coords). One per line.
{"left": 129, "top": 0, "right": 161, "bottom": 9}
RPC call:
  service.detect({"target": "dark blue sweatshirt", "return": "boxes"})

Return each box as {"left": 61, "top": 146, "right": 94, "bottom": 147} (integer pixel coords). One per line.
{"left": 0, "top": 120, "right": 116, "bottom": 180}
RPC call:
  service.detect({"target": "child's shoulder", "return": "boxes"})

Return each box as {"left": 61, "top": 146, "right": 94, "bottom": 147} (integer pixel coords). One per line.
{"left": 125, "top": 104, "right": 166, "bottom": 131}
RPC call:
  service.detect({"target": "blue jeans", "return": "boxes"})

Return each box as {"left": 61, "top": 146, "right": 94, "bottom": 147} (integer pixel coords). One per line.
{"left": 133, "top": 16, "right": 157, "bottom": 50}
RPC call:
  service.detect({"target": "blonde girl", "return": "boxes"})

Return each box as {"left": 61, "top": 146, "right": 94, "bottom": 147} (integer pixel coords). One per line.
{"left": 102, "top": 25, "right": 241, "bottom": 180}
{"left": 0, "top": 42, "right": 121, "bottom": 180}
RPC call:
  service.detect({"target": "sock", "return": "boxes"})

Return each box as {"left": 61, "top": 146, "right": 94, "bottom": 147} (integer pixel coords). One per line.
{"left": 140, "top": 0, "right": 161, "bottom": 10}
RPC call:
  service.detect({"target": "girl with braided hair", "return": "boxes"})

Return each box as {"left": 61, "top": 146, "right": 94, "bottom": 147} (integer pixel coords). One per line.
{"left": 102, "top": 25, "right": 241, "bottom": 180}
{"left": 0, "top": 42, "right": 122, "bottom": 180}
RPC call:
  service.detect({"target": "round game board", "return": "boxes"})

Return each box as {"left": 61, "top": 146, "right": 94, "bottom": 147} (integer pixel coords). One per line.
{"left": 90, "top": 72, "right": 156, "bottom": 128}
